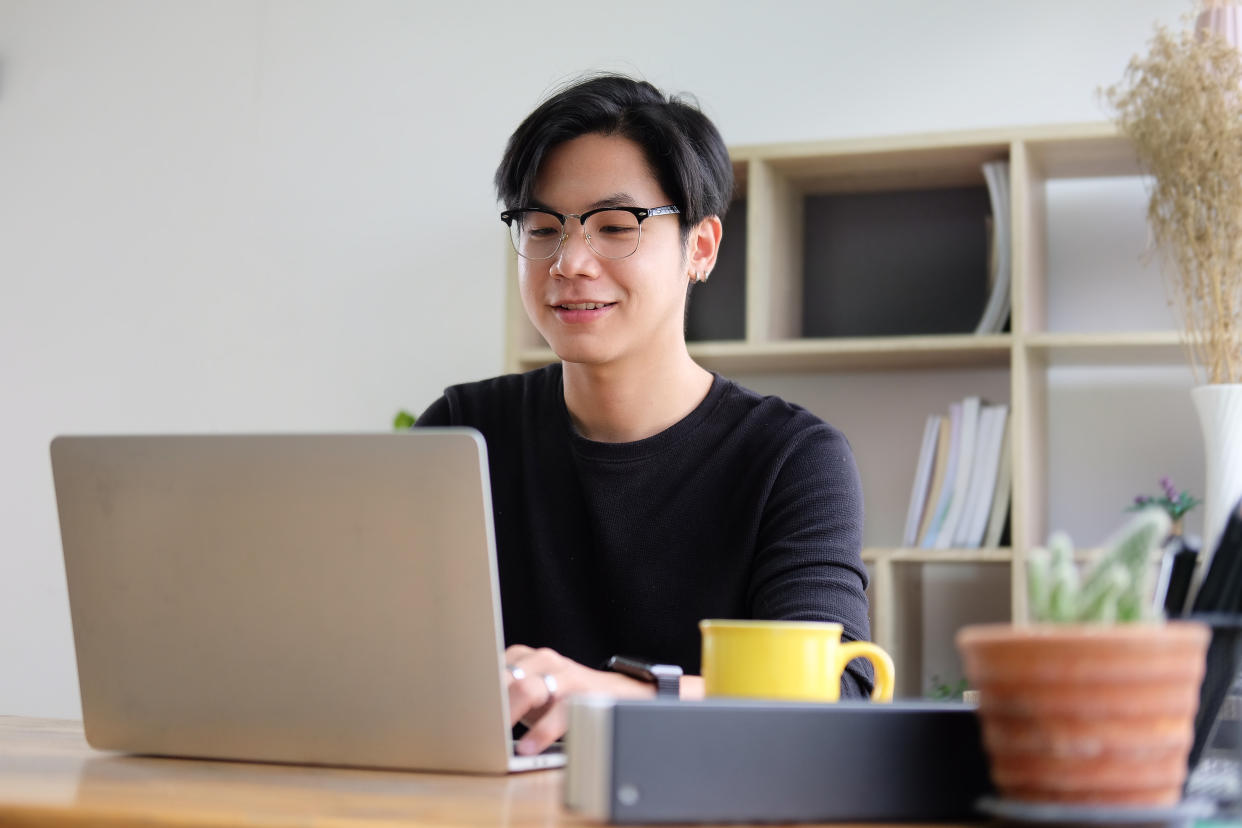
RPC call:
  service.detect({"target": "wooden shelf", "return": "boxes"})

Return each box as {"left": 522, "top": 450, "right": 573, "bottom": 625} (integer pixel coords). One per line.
{"left": 517, "top": 334, "right": 1013, "bottom": 374}
{"left": 1022, "top": 126, "right": 1142, "bottom": 179}
{"left": 763, "top": 143, "right": 1008, "bottom": 195}
{"left": 516, "top": 332, "right": 1185, "bottom": 373}
{"left": 1023, "top": 330, "right": 1186, "bottom": 367}
{"left": 694, "top": 336, "right": 1015, "bottom": 372}
{"left": 864, "top": 547, "right": 1014, "bottom": 564}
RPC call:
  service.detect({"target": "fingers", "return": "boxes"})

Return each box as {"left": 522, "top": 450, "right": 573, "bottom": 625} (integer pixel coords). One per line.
{"left": 516, "top": 697, "right": 568, "bottom": 756}
{"left": 504, "top": 643, "right": 534, "bottom": 665}
{"left": 502, "top": 644, "right": 534, "bottom": 689}
{"left": 512, "top": 671, "right": 559, "bottom": 729}
{"left": 503, "top": 645, "right": 673, "bottom": 755}
{"left": 503, "top": 647, "right": 564, "bottom": 729}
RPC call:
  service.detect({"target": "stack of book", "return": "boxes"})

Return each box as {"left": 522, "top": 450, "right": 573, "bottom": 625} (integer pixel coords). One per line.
{"left": 902, "top": 396, "right": 1011, "bottom": 549}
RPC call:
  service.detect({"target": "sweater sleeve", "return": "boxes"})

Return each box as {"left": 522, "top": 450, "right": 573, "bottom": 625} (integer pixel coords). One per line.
{"left": 414, "top": 395, "right": 453, "bottom": 427}
{"left": 747, "top": 424, "right": 873, "bottom": 698}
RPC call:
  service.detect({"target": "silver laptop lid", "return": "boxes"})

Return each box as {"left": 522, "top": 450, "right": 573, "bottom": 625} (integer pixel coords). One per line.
{"left": 51, "top": 430, "right": 528, "bottom": 774}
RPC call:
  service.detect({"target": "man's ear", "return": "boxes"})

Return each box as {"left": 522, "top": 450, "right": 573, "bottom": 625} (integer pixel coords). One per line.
{"left": 685, "top": 215, "right": 723, "bottom": 284}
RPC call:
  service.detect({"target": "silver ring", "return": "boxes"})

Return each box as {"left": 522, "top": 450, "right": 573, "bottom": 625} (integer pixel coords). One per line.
{"left": 539, "top": 672, "right": 558, "bottom": 700}
{"left": 505, "top": 664, "right": 526, "bottom": 681}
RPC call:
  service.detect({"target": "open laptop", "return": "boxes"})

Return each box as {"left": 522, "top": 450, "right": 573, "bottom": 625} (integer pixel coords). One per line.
{"left": 50, "top": 430, "right": 565, "bottom": 774}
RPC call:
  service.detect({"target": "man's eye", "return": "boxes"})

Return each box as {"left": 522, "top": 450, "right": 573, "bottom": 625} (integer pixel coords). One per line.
{"left": 598, "top": 225, "right": 638, "bottom": 235}
{"left": 526, "top": 227, "right": 559, "bottom": 238}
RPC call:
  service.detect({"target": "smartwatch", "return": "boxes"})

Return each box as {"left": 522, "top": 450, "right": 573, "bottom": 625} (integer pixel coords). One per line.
{"left": 606, "top": 655, "right": 683, "bottom": 699}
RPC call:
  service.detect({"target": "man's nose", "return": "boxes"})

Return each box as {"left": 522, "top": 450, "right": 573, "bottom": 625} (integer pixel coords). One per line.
{"left": 551, "top": 218, "right": 596, "bottom": 274}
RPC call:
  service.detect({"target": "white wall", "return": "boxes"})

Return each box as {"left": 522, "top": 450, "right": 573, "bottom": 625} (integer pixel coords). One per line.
{"left": 0, "top": 0, "right": 1190, "bottom": 717}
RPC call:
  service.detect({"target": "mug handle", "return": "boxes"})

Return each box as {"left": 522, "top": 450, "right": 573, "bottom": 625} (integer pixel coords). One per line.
{"left": 837, "top": 641, "right": 895, "bottom": 701}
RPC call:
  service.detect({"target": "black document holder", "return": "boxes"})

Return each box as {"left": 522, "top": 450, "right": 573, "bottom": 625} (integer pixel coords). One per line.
{"left": 1188, "top": 614, "right": 1242, "bottom": 772}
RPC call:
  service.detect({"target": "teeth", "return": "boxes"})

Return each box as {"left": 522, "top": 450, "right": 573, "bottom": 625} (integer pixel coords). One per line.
{"left": 561, "top": 303, "right": 607, "bottom": 310}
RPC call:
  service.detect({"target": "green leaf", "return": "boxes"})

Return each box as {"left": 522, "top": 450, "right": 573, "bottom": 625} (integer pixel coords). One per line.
{"left": 1027, "top": 547, "right": 1052, "bottom": 621}
{"left": 927, "top": 675, "right": 968, "bottom": 700}
{"left": 1047, "top": 533, "right": 1079, "bottom": 622}
{"left": 1096, "top": 508, "right": 1169, "bottom": 612}
{"left": 1075, "top": 564, "right": 1128, "bottom": 623}
{"left": 393, "top": 410, "right": 416, "bottom": 431}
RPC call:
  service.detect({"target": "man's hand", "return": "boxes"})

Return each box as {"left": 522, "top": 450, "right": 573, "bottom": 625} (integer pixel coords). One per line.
{"left": 502, "top": 644, "right": 654, "bottom": 755}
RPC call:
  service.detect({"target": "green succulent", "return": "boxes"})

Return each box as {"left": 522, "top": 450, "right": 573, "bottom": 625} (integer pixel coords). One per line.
{"left": 1026, "top": 508, "right": 1170, "bottom": 624}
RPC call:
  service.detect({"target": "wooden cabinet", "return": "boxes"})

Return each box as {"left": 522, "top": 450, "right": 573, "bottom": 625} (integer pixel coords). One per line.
{"left": 504, "top": 123, "right": 1191, "bottom": 697}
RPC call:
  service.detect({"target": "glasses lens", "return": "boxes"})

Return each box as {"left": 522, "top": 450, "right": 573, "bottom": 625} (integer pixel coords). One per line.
{"left": 510, "top": 211, "right": 563, "bottom": 259}
{"left": 584, "top": 210, "right": 641, "bottom": 259}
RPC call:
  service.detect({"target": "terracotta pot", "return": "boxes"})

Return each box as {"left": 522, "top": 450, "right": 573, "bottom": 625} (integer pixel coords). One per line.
{"left": 956, "top": 621, "right": 1210, "bottom": 805}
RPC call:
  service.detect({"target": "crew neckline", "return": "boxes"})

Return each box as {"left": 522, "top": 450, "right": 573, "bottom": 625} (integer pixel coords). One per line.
{"left": 549, "top": 364, "right": 730, "bottom": 462}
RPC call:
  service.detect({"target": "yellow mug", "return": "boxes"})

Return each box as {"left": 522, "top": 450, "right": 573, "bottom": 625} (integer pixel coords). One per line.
{"left": 699, "top": 619, "right": 895, "bottom": 702}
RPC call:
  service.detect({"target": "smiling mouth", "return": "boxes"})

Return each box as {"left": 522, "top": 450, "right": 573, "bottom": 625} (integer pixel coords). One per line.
{"left": 554, "top": 302, "right": 616, "bottom": 310}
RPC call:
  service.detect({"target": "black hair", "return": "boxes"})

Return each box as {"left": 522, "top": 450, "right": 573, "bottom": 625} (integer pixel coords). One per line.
{"left": 494, "top": 73, "right": 733, "bottom": 239}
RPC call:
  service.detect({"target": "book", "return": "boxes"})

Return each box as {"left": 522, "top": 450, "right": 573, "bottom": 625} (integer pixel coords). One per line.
{"left": 951, "top": 406, "right": 995, "bottom": 549}
{"left": 974, "top": 160, "right": 1011, "bottom": 335}
{"left": 934, "top": 396, "right": 982, "bottom": 549}
{"left": 983, "top": 419, "right": 1013, "bottom": 549}
{"left": 920, "top": 403, "right": 962, "bottom": 548}
{"left": 956, "top": 404, "right": 1010, "bottom": 548}
{"left": 953, "top": 407, "right": 1003, "bottom": 551}
{"left": 915, "top": 416, "right": 952, "bottom": 547}
{"left": 902, "top": 415, "right": 942, "bottom": 546}
{"left": 565, "top": 697, "right": 993, "bottom": 824}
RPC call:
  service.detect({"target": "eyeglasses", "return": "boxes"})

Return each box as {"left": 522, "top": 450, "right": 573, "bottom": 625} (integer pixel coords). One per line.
{"left": 500, "top": 205, "right": 680, "bottom": 261}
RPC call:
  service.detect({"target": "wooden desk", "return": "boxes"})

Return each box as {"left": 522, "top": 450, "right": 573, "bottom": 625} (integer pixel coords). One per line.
{"left": 0, "top": 715, "right": 962, "bottom": 827}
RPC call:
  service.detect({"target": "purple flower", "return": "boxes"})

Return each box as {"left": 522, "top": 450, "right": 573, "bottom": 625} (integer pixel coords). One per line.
{"left": 1126, "top": 478, "right": 1200, "bottom": 521}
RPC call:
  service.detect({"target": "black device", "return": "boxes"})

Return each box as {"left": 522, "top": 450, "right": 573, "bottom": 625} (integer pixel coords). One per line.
{"left": 605, "top": 656, "right": 683, "bottom": 699}
{"left": 1192, "top": 497, "right": 1242, "bottom": 614}
{"left": 1186, "top": 497, "right": 1242, "bottom": 770}
{"left": 565, "top": 698, "right": 994, "bottom": 823}
{"left": 1163, "top": 536, "right": 1200, "bottom": 617}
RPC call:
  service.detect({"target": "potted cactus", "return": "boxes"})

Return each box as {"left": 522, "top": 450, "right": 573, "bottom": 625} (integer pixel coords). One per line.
{"left": 956, "top": 509, "right": 1211, "bottom": 807}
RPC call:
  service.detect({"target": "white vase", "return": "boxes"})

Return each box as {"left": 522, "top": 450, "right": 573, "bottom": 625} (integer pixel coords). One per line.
{"left": 1197, "top": 4, "right": 1242, "bottom": 47}
{"left": 1192, "top": 384, "right": 1242, "bottom": 560}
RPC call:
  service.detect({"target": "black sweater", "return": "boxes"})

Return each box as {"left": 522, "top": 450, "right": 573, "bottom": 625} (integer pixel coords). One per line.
{"left": 416, "top": 364, "right": 872, "bottom": 696}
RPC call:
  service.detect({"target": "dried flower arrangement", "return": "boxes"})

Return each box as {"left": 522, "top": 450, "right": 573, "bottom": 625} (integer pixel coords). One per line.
{"left": 1103, "top": 2, "right": 1242, "bottom": 385}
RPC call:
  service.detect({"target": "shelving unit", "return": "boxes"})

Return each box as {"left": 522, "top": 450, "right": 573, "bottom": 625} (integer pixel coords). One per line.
{"left": 503, "top": 123, "right": 1197, "bottom": 698}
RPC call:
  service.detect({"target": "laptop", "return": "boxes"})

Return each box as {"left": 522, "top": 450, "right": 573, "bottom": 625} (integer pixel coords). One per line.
{"left": 50, "top": 429, "right": 565, "bottom": 774}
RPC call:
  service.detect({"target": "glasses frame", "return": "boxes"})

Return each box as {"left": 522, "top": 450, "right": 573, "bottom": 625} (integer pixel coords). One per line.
{"left": 500, "top": 205, "right": 680, "bottom": 261}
